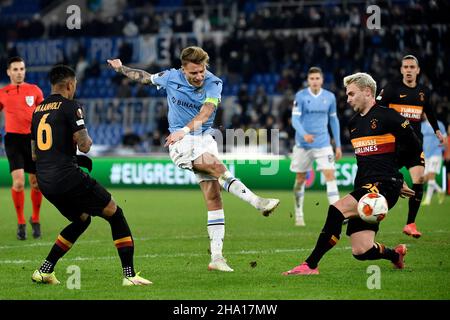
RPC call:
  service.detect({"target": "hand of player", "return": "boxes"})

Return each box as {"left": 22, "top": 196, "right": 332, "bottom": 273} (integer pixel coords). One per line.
{"left": 435, "top": 130, "right": 445, "bottom": 145}
{"left": 304, "top": 134, "right": 314, "bottom": 143}
{"left": 335, "top": 147, "right": 342, "bottom": 161}
{"left": 400, "top": 182, "right": 415, "bottom": 198}
{"left": 107, "top": 59, "right": 123, "bottom": 72}
{"left": 164, "top": 130, "right": 186, "bottom": 147}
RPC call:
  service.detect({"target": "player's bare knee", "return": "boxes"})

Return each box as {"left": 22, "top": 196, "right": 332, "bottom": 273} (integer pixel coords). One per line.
{"left": 295, "top": 173, "right": 307, "bottom": 185}
{"left": 322, "top": 170, "right": 335, "bottom": 181}
{"left": 102, "top": 199, "right": 117, "bottom": 218}
{"left": 12, "top": 181, "right": 25, "bottom": 191}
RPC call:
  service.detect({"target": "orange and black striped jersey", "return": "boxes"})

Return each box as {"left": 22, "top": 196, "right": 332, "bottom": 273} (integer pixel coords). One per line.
{"left": 348, "top": 104, "right": 421, "bottom": 187}
{"left": 376, "top": 80, "right": 439, "bottom": 139}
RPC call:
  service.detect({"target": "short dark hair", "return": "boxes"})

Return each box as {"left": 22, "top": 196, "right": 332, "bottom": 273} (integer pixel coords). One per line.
{"left": 402, "top": 54, "right": 419, "bottom": 66}
{"left": 308, "top": 66, "right": 323, "bottom": 76}
{"left": 49, "top": 64, "right": 76, "bottom": 85}
{"left": 7, "top": 56, "right": 25, "bottom": 69}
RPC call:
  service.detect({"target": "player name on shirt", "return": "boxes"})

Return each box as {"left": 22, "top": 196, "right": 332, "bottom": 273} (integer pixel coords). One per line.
{"left": 35, "top": 102, "right": 62, "bottom": 113}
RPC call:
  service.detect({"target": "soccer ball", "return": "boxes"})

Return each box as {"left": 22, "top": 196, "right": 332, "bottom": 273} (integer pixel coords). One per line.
{"left": 357, "top": 193, "right": 388, "bottom": 224}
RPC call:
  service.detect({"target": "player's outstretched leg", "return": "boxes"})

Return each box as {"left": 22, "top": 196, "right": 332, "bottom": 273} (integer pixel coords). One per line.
{"left": 32, "top": 216, "right": 91, "bottom": 284}
{"left": 283, "top": 205, "right": 344, "bottom": 275}
{"left": 104, "top": 206, "right": 152, "bottom": 286}
{"left": 352, "top": 242, "right": 407, "bottom": 269}
{"left": 218, "top": 171, "right": 280, "bottom": 217}
{"left": 404, "top": 183, "right": 423, "bottom": 238}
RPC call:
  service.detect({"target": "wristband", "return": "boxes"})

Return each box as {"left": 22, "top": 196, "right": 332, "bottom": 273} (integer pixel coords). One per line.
{"left": 182, "top": 126, "right": 191, "bottom": 134}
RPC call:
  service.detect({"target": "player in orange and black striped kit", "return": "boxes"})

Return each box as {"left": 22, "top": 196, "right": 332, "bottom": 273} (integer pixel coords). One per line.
{"left": 283, "top": 72, "right": 421, "bottom": 275}
{"left": 0, "top": 57, "right": 44, "bottom": 240}
{"left": 377, "top": 55, "right": 445, "bottom": 238}
{"left": 30, "top": 65, "right": 151, "bottom": 286}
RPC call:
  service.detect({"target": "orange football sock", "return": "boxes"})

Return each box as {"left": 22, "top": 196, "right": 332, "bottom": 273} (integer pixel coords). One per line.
{"left": 11, "top": 188, "right": 25, "bottom": 224}
{"left": 31, "top": 189, "right": 43, "bottom": 223}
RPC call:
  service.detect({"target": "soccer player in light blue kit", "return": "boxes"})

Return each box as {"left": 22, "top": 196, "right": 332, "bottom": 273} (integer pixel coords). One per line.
{"left": 290, "top": 67, "right": 342, "bottom": 226}
{"left": 421, "top": 116, "right": 447, "bottom": 205}
{"left": 108, "top": 47, "right": 279, "bottom": 272}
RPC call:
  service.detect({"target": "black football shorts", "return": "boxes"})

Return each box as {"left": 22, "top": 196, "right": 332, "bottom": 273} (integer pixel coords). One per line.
{"left": 4, "top": 133, "right": 36, "bottom": 173}
{"left": 43, "top": 175, "right": 112, "bottom": 222}
{"left": 346, "top": 178, "right": 403, "bottom": 236}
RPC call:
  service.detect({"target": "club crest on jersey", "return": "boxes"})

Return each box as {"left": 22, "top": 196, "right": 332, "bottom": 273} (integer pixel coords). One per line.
{"left": 77, "top": 108, "right": 84, "bottom": 118}
{"left": 25, "top": 96, "right": 34, "bottom": 107}
{"left": 370, "top": 118, "right": 378, "bottom": 130}
{"left": 419, "top": 92, "right": 425, "bottom": 101}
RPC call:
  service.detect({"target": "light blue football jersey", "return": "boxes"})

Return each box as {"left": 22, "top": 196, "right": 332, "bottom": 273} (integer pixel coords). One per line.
{"left": 422, "top": 120, "right": 446, "bottom": 158}
{"left": 291, "top": 88, "right": 341, "bottom": 149}
{"left": 151, "top": 68, "right": 222, "bottom": 134}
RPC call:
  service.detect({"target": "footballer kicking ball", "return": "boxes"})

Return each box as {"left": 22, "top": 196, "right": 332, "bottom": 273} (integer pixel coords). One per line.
{"left": 357, "top": 193, "right": 388, "bottom": 224}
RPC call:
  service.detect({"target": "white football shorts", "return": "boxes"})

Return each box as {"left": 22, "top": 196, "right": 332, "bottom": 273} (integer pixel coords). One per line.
{"left": 424, "top": 155, "right": 443, "bottom": 175}
{"left": 169, "top": 134, "right": 219, "bottom": 183}
{"left": 290, "top": 145, "right": 336, "bottom": 172}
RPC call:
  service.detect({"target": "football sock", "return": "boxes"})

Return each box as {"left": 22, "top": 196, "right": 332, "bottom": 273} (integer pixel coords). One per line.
{"left": 424, "top": 181, "right": 434, "bottom": 203}
{"left": 106, "top": 206, "right": 135, "bottom": 278}
{"left": 218, "top": 171, "right": 259, "bottom": 207}
{"left": 42, "top": 216, "right": 92, "bottom": 272}
{"left": 207, "top": 209, "right": 225, "bottom": 259}
{"left": 31, "top": 188, "right": 42, "bottom": 223}
{"left": 305, "top": 205, "right": 344, "bottom": 269}
{"left": 326, "top": 180, "right": 340, "bottom": 205}
{"left": 352, "top": 242, "right": 397, "bottom": 262}
{"left": 429, "top": 179, "right": 443, "bottom": 193}
{"left": 293, "top": 181, "right": 305, "bottom": 218}
{"left": 11, "top": 188, "right": 25, "bottom": 225}
{"left": 407, "top": 183, "right": 423, "bottom": 224}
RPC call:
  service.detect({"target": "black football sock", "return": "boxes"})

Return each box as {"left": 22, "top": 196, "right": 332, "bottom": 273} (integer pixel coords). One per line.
{"left": 41, "top": 216, "right": 91, "bottom": 273}
{"left": 353, "top": 242, "right": 398, "bottom": 262}
{"left": 407, "top": 184, "right": 423, "bottom": 224}
{"left": 305, "top": 205, "right": 345, "bottom": 269}
{"left": 104, "top": 206, "right": 135, "bottom": 277}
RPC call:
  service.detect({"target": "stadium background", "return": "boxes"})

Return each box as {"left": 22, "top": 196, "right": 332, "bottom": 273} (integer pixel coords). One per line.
{"left": 1, "top": 0, "right": 449, "bottom": 190}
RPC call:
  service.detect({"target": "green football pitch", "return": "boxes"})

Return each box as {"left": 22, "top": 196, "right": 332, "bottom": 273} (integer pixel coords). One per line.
{"left": 0, "top": 187, "right": 449, "bottom": 300}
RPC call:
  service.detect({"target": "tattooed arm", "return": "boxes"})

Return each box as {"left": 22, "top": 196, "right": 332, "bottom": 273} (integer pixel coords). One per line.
{"left": 107, "top": 59, "right": 152, "bottom": 85}
{"left": 73, "top": 129, "right": 93, "bottom": 153}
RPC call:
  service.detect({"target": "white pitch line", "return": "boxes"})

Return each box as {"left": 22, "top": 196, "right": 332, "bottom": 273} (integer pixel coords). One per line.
{"left": 0, "top": 246, "right": 353, "bottom": 265}
{"left": 1, "top": 229, "right": 448, "bottom": 251}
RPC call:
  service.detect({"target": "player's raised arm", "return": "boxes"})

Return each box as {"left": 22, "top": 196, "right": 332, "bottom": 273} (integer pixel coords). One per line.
{"left": 73, "top": 128, "right": 92, "bottom": 153}
{"left": 107, "top": 59, "right": 152, "bottom": 85}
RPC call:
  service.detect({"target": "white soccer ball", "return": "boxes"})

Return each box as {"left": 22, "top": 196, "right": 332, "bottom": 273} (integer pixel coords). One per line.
{"left": 357, "top": 193, "right": 388, "bottom": 224}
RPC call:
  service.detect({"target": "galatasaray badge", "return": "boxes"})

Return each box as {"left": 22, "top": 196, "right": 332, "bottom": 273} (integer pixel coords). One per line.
{"left": 370, "top": 118, "right": 378, "bottom": 130}
{"left": 25, "top": 96, "right": 35, "bottom": 107}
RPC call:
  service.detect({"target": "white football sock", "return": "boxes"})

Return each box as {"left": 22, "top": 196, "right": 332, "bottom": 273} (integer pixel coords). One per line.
{"left": 326, "top": 180, "right": 340, "bottom": 205}
{"left": 294, "top": 181, "right": 305, "bottom": 218}
{"left": 207, "top": 209, "right": 225, "bottom": 259}
{"left": 218, "top": 171, "right": 259, "bottom": 208}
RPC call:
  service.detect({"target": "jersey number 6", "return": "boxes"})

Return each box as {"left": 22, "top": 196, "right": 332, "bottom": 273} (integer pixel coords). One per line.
{"left": 37, "top": 113, "right": 53, "bottom": 151}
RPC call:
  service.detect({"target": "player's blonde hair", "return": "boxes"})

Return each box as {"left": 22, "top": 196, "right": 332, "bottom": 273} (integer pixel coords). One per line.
{"left": 180, "top": 46, "right": 209, "bottom": 67}
{"left": 343, "top": 72, "right": 377, "bottom": 97}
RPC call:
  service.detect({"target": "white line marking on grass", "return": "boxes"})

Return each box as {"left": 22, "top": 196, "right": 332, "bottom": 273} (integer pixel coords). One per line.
{"left": 0, "top": 246, "right": 354, "bottom": 265}
{"left": 1, "top": 229, "right": 449, "bottom": 251}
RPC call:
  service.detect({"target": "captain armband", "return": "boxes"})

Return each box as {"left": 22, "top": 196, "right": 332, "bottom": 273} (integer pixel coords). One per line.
{"left": 204, "top": 97, "right": 220, "bottom": 107}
